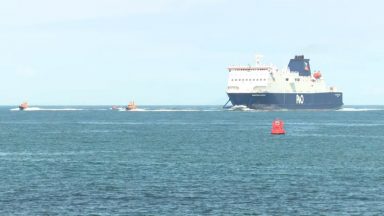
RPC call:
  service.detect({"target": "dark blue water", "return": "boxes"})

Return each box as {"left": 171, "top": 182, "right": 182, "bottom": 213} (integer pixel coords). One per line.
{"left": 1, "top": 106, "right": 384, "bottom": 215}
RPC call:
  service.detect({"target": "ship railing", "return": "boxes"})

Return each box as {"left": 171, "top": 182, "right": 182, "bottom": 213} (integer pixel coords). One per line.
{"left": 329, "top": 87, "right": 337, "bottom": 92}
{"left": 228, "top": 66, "right": 271, "bottom": 72}
{"left": 227, "top": 86, "right": 239, "bottom": 90}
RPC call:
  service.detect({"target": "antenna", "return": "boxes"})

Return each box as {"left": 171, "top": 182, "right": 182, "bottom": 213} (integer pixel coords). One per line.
{"left": 255, "top": 54, "right": 263, "bottom": 65}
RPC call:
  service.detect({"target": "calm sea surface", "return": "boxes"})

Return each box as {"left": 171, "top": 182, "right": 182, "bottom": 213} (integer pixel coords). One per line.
{"left": 1, "top": 105, "right": 384, "bottom": 215}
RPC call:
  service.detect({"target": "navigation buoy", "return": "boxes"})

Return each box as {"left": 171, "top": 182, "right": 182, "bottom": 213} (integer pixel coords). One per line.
{"left": 271, "top": 119, "right": 285, "bottom": 135}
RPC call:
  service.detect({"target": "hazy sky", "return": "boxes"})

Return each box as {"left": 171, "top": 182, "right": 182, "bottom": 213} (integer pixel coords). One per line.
{"left": 0, "top": 0, "right": 383, "bottom": 105}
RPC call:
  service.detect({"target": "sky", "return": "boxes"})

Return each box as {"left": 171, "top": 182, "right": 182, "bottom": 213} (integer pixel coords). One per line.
{"left": 0, "top": 0, "right": 383, "bottom": 105}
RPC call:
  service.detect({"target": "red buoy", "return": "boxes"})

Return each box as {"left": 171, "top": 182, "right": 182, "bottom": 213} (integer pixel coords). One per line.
{"left": 271, "top": 119, "right": 286, "bottom": 135}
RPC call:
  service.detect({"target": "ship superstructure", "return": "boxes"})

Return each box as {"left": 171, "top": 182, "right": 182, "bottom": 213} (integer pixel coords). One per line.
{"left": 226, "top": 55, "right": 343, "bottom": 109}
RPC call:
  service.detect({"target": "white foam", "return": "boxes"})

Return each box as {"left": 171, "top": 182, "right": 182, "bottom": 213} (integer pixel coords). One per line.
{"left": 127, "top": 108, "right": 146, "bottom": 112}
{"left": 337, "top": 108, "right": 384, "bottom": 112}
{"left": 10, "top": 107, "right": 84, "bottom": 111}
{"left": 122, "top": 108, "right": 202, "bottom": 112}
{"left": 228, "top": 105, "right": 253, "bottom": 111}
{"left": 114, "top": 108, "right": 126, "bottom": 111}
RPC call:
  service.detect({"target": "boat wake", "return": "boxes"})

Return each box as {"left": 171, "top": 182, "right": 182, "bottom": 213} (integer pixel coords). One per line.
{"left": 228, "top": 105, "right": 253, "bottom": 111}
{"left": 120, "top": 108, "right": 202, "bottom": 112}
{"left": 120, "top": 108, "right": 146, "bottom": 112}
{"left": 10, "top": 107, "right": 85, "bottom": 111}
{"left": 111, "top": 107, "right": 224, "bottom": 112}
{"left": 337, "top": 107, "right": 384, "bottom": 112}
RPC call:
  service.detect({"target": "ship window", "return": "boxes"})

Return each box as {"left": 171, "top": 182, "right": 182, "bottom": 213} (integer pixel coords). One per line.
{"left": 295, "top": 78, "right": 300, "bottom": 81}
{"left": 253, "top": 79, "right": 255, "bottom": 81}
{"left": 285, "top": 78, "right": 289, "bottom": 81}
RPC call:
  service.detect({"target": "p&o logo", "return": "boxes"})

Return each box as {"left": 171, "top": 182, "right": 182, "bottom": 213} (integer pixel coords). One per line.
{"left": 296, "top": 94, "right": 304, "bottom": 104}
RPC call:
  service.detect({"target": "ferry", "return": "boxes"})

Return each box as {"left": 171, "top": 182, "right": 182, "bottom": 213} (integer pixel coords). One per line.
{"left": 225, "top": 55, "right": 343, "bottom": 109}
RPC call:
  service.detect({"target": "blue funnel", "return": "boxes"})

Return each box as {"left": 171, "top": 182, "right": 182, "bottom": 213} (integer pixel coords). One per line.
{"left": 288, "top": 55, "right": 311, "bottom": 76}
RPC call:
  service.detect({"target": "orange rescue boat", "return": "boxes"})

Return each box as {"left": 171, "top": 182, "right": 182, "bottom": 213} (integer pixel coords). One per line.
{"left": 19, "top": 102, "right": 29, "bottom": 110}
{"left": 126, "top": 101, "right": 137, "bottom": 111}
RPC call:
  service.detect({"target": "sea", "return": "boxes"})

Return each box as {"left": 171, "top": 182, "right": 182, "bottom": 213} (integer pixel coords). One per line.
{"left": 1, "top": 105, "right": 384, "bottom": 215}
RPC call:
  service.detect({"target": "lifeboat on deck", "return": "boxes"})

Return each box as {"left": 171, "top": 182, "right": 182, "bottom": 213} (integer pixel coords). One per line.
{"left": 313, "top": 71, "right": 322, "bottom": 79}
{"left": 126, "top": 101, "right": 137, "bottom": 111}
{"left": 271, "top": 119, "right": 285, "bottom": 135}
{"left": 19, "top": 102, "right": 29, "bottom": 110}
